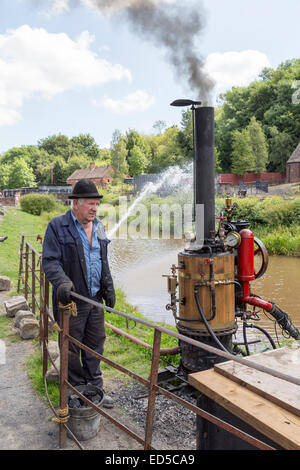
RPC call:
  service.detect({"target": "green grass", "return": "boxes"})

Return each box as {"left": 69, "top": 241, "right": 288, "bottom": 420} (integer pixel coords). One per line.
{"left": 0, "top": 207, "right": 47, "bottom": 287}
{"left": 103, "top": 288, "right": 180, "bottom": 380}
{"left": 254, "top": 224, "right": 300, "bottom": 256}
{"left": 25, "top": 349, "right": 60, "bottom": 408}
{"left": 0, "top": 315, "right": 21, "bottom": 342}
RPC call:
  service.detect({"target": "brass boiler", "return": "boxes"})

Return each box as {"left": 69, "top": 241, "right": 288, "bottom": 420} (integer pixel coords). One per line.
{"left": 177, "top": 251, "right": 236, "bottom": 334}
{"left": 165, "top": 250, "right": 236, "bottom": 373}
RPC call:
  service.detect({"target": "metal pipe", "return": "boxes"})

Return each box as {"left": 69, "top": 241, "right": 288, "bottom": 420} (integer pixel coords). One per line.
{"left": 105, "top": 321, "right": 180, "bottom": 356}
{"left": 194, "top": 106, "right": 215, "bottom": 241}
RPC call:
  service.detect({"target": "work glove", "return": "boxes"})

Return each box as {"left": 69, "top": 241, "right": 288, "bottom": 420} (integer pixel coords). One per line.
{"left": 57, "top": 281, "right": 74, "bottom": 305}
{"left": 105, "top": 295, "right": 116, "bottom": 309}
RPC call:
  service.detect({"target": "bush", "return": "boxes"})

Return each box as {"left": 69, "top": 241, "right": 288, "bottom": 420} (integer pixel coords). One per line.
{"left": 216, "top": 196, "right": 300, "bottom": 228}
{"left": 20, "top": 193, "right": 57, "bottom": 216}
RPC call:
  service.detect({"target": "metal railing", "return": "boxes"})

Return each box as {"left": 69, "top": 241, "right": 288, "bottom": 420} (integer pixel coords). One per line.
{"left": 18, "top": 237, "right": 292, "bottom": 451}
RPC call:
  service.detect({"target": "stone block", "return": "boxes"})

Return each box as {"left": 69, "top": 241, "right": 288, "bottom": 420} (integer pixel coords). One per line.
{"left": 19, "top": 317, "right": 40, "bottom": 340}
{"left": 46, "top": 357, "right": 60, "bottom": 382}
{"left": 14, "top": 310, "right": 35, "bottom": 329}
{"left": 0, "top": 276, "right": 11, "bottom": 292}
{"left": 4, "top": 296, "right": 29, "bottom": 317}
{"left": 42, "top": 340, "right": 60, "bottom": 362}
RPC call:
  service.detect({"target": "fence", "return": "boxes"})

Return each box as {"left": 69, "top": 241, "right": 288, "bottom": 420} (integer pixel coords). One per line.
{"left": 19, "top": 237, "right": 299, "bottom": 451}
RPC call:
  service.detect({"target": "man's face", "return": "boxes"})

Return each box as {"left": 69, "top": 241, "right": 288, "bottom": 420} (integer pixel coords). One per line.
{"left": 73, "top": 198, "right": 100, "bottom": 225}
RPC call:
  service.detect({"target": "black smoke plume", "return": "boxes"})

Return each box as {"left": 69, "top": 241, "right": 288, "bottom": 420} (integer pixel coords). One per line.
{"left": 85, "top": 0, "right": 215, "bottom": 104}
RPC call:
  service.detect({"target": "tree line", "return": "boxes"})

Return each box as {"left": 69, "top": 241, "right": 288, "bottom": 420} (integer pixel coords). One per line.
{"left": 0, "top": 59, "right": 299, "bottom": 190}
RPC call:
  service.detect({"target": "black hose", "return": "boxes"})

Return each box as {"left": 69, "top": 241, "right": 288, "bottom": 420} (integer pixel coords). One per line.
{"left": 245, "top": 322, "right": 277, "bottom": 350}
{"left": 269, "top": 303, "right": 300, "bottom": 340}
{"left": 194, "top": 284, "right": 230, "bottom": 353}
{"left": 242, "top": 321, "right": 250, "bottom": 356}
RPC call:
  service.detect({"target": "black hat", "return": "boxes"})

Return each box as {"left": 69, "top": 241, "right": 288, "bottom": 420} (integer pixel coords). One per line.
{"left": 68, "top": 179, "right": 103, "bottom": 199}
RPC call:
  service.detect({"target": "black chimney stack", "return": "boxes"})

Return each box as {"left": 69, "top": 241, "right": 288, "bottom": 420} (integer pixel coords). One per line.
{"left": 193, "top": 106, "right": 215, "bottom": 241}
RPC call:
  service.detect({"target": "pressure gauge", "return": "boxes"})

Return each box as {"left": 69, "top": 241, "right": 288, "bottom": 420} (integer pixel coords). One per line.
{"left": 225, "top": 231, "right": 241, "bottom": 248}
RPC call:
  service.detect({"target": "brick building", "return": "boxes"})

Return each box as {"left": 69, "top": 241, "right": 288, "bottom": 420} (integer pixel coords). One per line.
{"left": 66, "top": 163, "right": 114, "bottom": 188}
{"left": 286, "top": 143, "right": 300, "bottom": 183}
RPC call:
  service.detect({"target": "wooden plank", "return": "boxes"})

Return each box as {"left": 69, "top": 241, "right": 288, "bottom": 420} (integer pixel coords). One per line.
{"left": 189, "top": 369, "right": 300, "bottom": 450}
{"left": 214, "top": 347, "right": 300, "bottom": 417}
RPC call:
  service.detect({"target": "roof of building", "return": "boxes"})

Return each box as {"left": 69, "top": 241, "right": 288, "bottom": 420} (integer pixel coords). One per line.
{"left": 287, "top": 143, "right": 300, "bottom": 164}
{"left": 67, "top": 165, "right": 113, "bottom": 182}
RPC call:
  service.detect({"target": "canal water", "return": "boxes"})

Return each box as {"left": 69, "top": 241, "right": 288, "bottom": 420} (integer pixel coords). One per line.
{"left": 109, "top": 238, "right": 300, "bottom": 349}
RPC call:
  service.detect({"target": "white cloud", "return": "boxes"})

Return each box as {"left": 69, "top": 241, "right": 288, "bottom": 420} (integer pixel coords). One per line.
{"left": 0, "top": 25, "right": 131, "bottom": 127}
{"left": 93, "top": 90, "right": 155, "bottom": 113}
{"left": 204, "top": 50, "right": 271, "bottom": 99}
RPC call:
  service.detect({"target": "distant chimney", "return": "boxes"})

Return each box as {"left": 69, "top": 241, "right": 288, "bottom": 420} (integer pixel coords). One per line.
{"left": 90, "top": 162, "right": 95, "bottom": 171}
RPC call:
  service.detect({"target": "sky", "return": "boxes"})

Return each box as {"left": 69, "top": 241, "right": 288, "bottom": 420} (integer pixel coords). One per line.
{"left": 0, "top": 0, "right": 299, "bottom": 153}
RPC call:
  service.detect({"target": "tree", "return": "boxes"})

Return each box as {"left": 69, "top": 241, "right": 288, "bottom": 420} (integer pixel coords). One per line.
{"left": 215, "top": 59, "right": 300, "bottom": 170}
{"left": 7, "top": 159, "right": 36, "bottom": 189}
{"left": 152, "top": 120, "right": 167, "bottom": 135}
{"left": 128, "top": 145, "right": 148, "bottom": 175}
{"left": 66, "top": 155, "right": 90, "bottom": 177}
{"left": 70, "top": 134, "right": 101, "bottom": 160}
{"left": 147, "top": 126, "right": 183, "bottom": 173}
{"left": 214, "top": 147, "right": 222, "bottom": 174}
{"left": 247, "top": 117, "right": 269, "bottom": 173}
{"left": 52, "top": 157, "right": 68, "bottom": 185}
{"left": 38, "top": 134, "right": 76, "bottom": 161}
{"left": 268, "top": 126, "right": 294, "bottom": 172}
{"left": 177, "top": 109, "right": 194, "bottom": 161}
{"left": 0, "top": 164, "right": 10, "bottom": 190}
{"left": 231, "top": 129, "right": 255, "bottom": 176}
{"left": 110, "top": 130, "right": 128, "bottom": 180}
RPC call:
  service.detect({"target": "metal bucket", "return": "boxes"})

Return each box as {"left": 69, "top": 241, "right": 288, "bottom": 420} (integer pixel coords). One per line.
{"left": 67, "top": 386, "right": 104, "bottom": 441}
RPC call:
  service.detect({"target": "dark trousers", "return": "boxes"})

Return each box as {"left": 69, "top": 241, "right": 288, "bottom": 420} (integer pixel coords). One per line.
{"left": 67, "top": 296, "right": 106, "bottom": 388}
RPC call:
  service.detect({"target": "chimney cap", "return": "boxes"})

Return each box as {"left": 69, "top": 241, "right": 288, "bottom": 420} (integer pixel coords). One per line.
{"left": 170, "top": 99, "right": 202, "bottom": 107}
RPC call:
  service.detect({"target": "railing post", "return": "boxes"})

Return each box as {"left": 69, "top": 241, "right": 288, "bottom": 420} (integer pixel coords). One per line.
{"left": 17, "top": 235, "right": 25, "bottom": 293}
{"left": 32, "top": 250, "right": 36, "bottom": 315}
{"left": 39, "top": 259, "right": 43, "bottom": 346}
{"left": 59, "top": 304, "right": 71, "bottom": 449}
{"left": 144, "top": 329, "right": 161, "bottom": 450}
{"left": 24, "top": 243, "right": 29, "bottom": 300}
{"left": 42, "top": 277, "right": 49, "bottom": 378}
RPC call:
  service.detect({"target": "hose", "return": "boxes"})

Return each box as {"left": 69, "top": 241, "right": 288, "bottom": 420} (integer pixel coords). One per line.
{"left": 194, "top": 284, "right": 230, "bottom": 353}
{"left": 269, "top": 303, "right": 300, "bottom": 341}
{"left": 242, "top": 320, "right": 250, "bottom": 356}
{"left": 242, "top": 321, "right": 276, "bottom": 356}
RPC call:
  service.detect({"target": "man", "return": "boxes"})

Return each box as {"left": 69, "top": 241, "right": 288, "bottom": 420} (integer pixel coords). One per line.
{"left": 42, "top": 179, "right": 116, "bottom": 408}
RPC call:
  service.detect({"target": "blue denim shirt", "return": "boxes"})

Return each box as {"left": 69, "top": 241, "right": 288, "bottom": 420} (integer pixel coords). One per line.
{"left": 71, "top": 211, "right": 102, "bottom": 297}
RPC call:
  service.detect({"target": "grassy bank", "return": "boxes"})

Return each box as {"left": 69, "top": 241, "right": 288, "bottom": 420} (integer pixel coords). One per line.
{"left": 0, "top": 207, "right": 47, "bottom": 286}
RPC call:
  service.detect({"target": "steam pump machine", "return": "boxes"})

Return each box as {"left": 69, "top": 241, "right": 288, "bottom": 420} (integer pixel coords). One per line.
{"left": 164, "top": 101, "right": 300, "bottom": 379}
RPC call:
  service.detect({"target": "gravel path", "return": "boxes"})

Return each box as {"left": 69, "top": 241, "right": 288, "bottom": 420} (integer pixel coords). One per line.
{"left": 0, "top": 290, "right": 197, "bottom": 451}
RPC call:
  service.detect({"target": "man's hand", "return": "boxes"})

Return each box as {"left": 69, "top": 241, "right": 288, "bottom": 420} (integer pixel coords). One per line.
{"left": 57, "top": 281, "right": 74, "bottom": 305}
{"left": 105, "top": 295, "right": 116, "bottom": 309}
